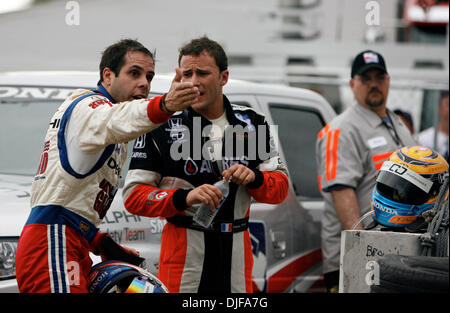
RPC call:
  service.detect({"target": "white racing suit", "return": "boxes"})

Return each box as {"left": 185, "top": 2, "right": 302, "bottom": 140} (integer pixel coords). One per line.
{"left": 15, "top": 85, "right": 171, "bottom": 293}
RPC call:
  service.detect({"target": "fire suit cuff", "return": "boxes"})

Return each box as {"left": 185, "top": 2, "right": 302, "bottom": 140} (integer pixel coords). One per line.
{"left": 146, "top": 95, "right": 172, "bottom": 124}
{"left": 322, "top": 184, "right": 354, "bottom": 193}
{"left": 172, "top": 188, "right": 192, "bottom": 211}
{"left": 90, "top": 232, "right": 107, "bottom": 255}
{"left": 246, "top": 168, "right": 264, "bottom": 189}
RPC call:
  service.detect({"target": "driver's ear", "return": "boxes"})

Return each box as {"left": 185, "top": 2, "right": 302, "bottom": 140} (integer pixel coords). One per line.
{"left": 102, "top": 68, "right": 114, "bottom": 88}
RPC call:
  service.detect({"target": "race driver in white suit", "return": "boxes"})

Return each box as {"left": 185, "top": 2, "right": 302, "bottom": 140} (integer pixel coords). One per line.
{"left": 15, "top": 39, "right": 199, "bottom": 293}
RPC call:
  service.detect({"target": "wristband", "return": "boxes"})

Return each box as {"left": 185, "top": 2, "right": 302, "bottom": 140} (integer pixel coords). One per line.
{"left": 160, "top": 93, "right": 175, "bottom": 115}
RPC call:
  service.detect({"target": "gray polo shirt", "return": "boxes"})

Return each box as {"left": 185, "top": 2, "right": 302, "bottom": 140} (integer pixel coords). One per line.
{"left": 315, "top": 103, "right": 417, "bottom": 274}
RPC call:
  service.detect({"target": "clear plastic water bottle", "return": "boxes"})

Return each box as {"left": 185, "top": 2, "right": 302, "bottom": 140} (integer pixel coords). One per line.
{"left": 192, "top": 178, "right": 230, "bottom": 228}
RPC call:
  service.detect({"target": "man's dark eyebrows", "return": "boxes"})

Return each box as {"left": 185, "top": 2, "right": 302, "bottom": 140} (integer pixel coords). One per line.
{"left": 128, "top": 64, "right": 144, "bottom": 71}
{"left": 129, "top": 65, "right": 155, "bottom": 76}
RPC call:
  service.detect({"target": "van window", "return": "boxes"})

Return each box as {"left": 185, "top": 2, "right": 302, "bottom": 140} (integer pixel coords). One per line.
{"left": 269, "top": 104, "right": 325, "bottom": 199}
{"left": 420, "top": 89, "right": 443, "bottom": 132}
{"left": 0, "top": 97, "right": 60, "bottom": 175}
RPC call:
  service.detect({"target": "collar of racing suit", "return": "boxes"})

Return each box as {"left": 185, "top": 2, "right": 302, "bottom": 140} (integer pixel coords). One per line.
{"left": 94, "top": 84, "right": 117, "bottom": 103}
{"left": 184, "top": 95, "right": 249, "bottom": 129}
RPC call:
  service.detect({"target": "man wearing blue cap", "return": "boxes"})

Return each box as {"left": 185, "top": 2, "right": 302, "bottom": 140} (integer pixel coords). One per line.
{"left": 315, "top": 50, "right": 417, "bottom": 292}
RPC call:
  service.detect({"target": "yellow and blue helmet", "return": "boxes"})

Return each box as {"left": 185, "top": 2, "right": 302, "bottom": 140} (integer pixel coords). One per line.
{"left": 371, "top": 146, "right": 449, "bottom": 228}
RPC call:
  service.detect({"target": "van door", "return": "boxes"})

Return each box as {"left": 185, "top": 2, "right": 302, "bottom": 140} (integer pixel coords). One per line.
{"left": 258, "top": 98, "right": 325, "bottom": 189}
{"left": 257, "top": 95, "right": 328, "bottom": 291}
{"left": 227, "top": 93, "right": 323, "bottom": 291}
{"left": 257, "top": 95, "right": 328, "bottom": 224}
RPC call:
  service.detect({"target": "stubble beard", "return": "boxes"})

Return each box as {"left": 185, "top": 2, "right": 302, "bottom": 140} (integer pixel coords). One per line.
{"left": 366, "top": 98, "right": 384, "bottom": 108}
{"left": 365, "top": 90, "right": 385, "bottom": 108}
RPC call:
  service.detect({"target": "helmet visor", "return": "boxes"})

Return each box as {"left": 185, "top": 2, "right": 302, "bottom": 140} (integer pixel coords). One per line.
{"left": 376, "top": 169, "right": 431, "bottom": 205}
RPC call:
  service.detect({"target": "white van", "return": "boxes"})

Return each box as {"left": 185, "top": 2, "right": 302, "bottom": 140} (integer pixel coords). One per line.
{"left": 0, "top": 71, "right": 335, "bottom": 293}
